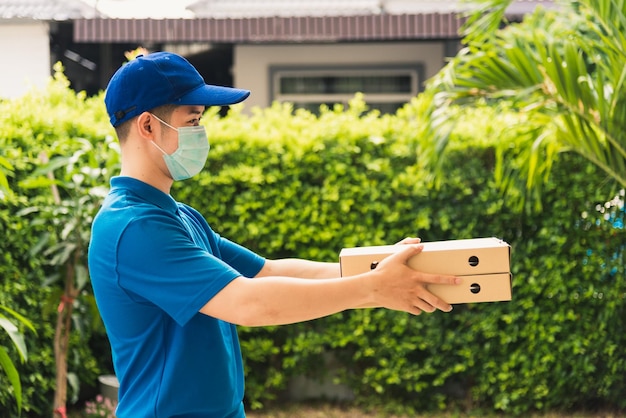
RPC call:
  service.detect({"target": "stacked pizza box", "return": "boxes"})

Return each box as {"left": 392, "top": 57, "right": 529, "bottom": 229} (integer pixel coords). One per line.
{"left": 339, "top": 237, "right": 512, "bottom": 304}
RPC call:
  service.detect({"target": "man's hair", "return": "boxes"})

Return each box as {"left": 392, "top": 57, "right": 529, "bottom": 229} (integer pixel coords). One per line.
{"left": 114, "top": 104, "right": 178, "bottom": 142}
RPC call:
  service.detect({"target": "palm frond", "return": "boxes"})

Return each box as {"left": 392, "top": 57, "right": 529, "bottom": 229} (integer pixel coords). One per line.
{"left": 423, "top": 0, "right": 626, "bottom": 208}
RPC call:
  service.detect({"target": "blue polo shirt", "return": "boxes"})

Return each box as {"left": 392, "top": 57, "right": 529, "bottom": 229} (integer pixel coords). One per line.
{"left": 88, "top": 176, "right": 265, "bottom": 418}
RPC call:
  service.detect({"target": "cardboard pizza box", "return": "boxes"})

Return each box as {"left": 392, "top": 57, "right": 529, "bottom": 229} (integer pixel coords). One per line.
{"left": 339, "top": 237, "right": 512, "bottom": 304}
{"left": 340, "top": 237, "right": 510, "bottom": 277}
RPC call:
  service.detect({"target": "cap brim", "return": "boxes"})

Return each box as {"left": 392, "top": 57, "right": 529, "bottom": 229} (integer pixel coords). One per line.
{"left": 178, "top": 84, "right": 250, "bottom": 107}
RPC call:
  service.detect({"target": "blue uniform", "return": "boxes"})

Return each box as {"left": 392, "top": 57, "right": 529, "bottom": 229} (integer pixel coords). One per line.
{"left": 88, "top": 176, "right": 265, "bottom": 417}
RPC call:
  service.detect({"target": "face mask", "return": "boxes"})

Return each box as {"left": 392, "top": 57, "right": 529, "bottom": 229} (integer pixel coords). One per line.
{"left": 150, "top": 114, "right": 210, "bottom": 181}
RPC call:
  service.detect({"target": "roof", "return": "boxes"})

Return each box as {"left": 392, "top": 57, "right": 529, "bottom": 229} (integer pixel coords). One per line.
{"left": 188, "top": 0, "right": 556, "bottom": 18}
{"left": 74, "top": 13, "right": 466, "bottom": 43}
{"left": 0, "top": 0, "right": 99, "bottom": 20}
{"left": 188, "top": 0, "right": 387, "bottom": 18}
{"left": 79, "top": 0, "right": 555, "bottom": 20}
{"left": 71, "top": 0, "right": 556, "bottom": 44}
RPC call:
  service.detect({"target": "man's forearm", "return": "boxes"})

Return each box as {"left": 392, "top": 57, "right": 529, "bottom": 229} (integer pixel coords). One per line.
{"left": 202, "top": 274, "right": 373, "bottom": 326}
{"left": 255, "top": 258, "right": 341, "bottom": 279}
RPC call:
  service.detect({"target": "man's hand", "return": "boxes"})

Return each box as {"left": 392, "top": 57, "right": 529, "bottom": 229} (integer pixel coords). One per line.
{"left": 365, "top": 244, "right": 460, "bottom": 315}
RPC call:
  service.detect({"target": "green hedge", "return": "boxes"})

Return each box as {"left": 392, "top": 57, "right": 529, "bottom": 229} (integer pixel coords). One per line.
{"left": 191, "top": 100, "right": 624, "bottom": 415}
{"left": 0, "top": 70, "right": 115, "bottom": 417}
{"left": 0, "top": 73, "right": 624, "bottom": 416}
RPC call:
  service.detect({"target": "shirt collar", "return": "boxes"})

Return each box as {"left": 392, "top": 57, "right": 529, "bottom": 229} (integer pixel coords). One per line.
{"left": 110, "top": 176, "right": 178, "bottom": 214}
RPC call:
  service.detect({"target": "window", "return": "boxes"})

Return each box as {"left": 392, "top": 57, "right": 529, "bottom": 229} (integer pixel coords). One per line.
{"left": 271, "top": 65, "right": 423, "bottom": 114}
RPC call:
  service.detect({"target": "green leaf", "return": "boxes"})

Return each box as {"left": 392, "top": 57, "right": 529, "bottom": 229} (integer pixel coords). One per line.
{"left": 18, "top": 175, "right": 61, "bottom": 190}
{"left": 0, "top": 306, "right": 36, "bottom": 334}
{"left": 0, "top": 155, "right": 14, "bottom": 171}
{"left": 0, "top": 316, "right": 28, "bottom": 363}
{"left": 0, "top": 346, "right": 22, "bottom": 412}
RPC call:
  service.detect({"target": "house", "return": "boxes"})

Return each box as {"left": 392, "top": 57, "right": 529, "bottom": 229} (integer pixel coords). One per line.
{"left": 2, "top": 0, "right": 555, "bottom": 113}
{"left": 74, "top": 0, "right": 471, "bottom": 113}
{"left": 0, "top": 0, "right": 98, "bottom": 98}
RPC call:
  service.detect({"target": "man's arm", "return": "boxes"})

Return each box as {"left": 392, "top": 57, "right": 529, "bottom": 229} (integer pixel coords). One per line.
{"left": 200, "top": 244, "right": 460, "bottom": 327}
{"left": 255, "top": 258, "right": 340, "bottom": 279}
{"left": 254, "top": 237, "right": 423, "bottom": 279}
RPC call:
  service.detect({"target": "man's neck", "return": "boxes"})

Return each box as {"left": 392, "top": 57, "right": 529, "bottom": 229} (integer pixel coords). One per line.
{"left": 119, "top": 163, "right": 172, "bottom": 194}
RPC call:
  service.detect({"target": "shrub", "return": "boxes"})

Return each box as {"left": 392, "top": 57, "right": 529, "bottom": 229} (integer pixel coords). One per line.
{"left": 0, "top": 75, "right": 623, "bottom": 416}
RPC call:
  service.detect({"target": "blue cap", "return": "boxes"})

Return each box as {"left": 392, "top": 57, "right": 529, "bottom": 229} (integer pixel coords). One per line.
{"left": 104, "top": 52, "right": 251, "bottom": 127}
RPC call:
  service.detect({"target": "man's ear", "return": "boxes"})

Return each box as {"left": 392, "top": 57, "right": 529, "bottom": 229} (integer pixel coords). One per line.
{"left": 136, "top": 112, "right": 156, "bottom": 139}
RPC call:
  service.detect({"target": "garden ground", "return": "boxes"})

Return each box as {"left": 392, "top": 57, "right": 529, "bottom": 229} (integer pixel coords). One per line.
{"left": 66, "top": 400, "right": 624, "bottom": 417}
{"left": 244, "top": 402, "right": 623, "bottom": 418}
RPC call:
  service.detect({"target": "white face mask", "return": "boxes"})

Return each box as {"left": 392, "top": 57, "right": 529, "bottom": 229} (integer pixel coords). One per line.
{"left": 150, "top": 114, "right": 210, "bottom": 181}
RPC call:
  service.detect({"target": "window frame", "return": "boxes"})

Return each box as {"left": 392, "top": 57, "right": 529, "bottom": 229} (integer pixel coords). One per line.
{"left": 269, "top": 64, "right": 424, "bottom": 113}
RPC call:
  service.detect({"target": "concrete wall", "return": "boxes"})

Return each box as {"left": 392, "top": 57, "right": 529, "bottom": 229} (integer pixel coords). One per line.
{"left": 233, "top": 41, "right": 445, "bottom": 110}
{"left": 0, "top": 21, "right": 51, "bottom": 99}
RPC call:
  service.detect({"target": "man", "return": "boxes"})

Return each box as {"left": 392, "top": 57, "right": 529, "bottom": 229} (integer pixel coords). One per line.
{"left": 88, "top": 51, "right": 460, "bottom": 418}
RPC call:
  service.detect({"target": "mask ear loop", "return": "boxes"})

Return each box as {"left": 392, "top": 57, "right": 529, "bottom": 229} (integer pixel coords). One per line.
{"left": 149, "top": 113, "right": 178, "bottom": 156}
{"left": 150, "top": 113, "right": 178, "bottom": 132}
{"left": 150, "top": 140, "right": 169, "bottom": 155}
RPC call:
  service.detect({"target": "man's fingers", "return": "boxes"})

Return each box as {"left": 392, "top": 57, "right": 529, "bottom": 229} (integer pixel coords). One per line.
{"left": 413, "top": 298, "right": 436, "bottom": 313}
{"left": 425, "top": 294, "right": 452, "bottom": 312}
{"left": 390, "top": 243, "right": 424, "bottom": 262}
{"left": 396, "top": 236, "right": 421, "bottom": 245}
{"left": 407, "top": 306, "right": 423, "bottom": 316}
{"left": 415, "top": 271, "right": 462, "bottom": 286}
{"left": 415, "top": 273, "right": 458, "bottom": 312}
{"left": 414, "top": 287, "right": 452, "bottom": 312}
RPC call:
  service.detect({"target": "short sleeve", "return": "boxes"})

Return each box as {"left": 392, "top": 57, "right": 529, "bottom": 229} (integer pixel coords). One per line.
{"left": 178, "top": 203, "right": 266, "bottom": 278}
{"left": 215, "top": 235, "right": 266, "bottom": 278}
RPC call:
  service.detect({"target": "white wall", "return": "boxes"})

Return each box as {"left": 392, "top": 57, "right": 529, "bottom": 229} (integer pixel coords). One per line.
{"left": 0, "top": 22, "right": 51, "bottom": 99}
{"left": 233, "top": 42, "right": 445, "bottom": 110}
